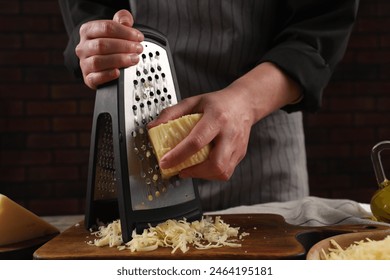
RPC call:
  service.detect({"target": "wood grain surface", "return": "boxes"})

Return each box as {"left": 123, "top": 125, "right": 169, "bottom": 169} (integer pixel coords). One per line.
{"left": 33, "top": 214, "right": 390, "bottom": 260}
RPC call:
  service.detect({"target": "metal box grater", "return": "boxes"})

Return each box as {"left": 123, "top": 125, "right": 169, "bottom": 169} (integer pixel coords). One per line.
{"left": 85, "top": 26, "right": 203, "bottom": 242}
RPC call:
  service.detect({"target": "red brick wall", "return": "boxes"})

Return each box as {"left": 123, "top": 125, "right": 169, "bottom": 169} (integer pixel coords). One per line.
{"left": 1, "top": 0, "right": 389, "bottom": 216}
{"left": 0, "top": 0, "right": 92, "bottom": 215}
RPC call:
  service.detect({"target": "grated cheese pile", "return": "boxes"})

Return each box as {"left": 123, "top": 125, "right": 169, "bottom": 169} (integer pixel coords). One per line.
{"left": 321, "top": 235, "right": 390, "bottom": 260}
{"left": 88, "top": 216, "right": 247, "bottom": 254}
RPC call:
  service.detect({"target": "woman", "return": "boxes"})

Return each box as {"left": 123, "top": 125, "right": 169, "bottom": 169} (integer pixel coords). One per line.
{"left": 58, "top": 0, "right": 359, "bottom": 211}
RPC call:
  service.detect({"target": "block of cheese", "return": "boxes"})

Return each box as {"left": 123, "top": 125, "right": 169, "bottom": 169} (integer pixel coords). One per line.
{"left": 148, "top": 113, "right": 211, "bottom": 179}
{"left": 0, "top": 194, "right": 59, "bottom": 246}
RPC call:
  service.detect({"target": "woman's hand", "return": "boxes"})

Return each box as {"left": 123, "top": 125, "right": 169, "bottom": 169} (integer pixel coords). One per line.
{"left": 76, "top": 9, "right": 144, "bottom": 89}
{"left": 147, "top": 62, "right": 302, "bottom": 181}
{"left": 148, "top": 87, "right": 254, "bottom": 181}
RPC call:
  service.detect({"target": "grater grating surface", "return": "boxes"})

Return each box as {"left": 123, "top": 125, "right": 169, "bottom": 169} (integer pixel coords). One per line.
{"left": 123, "top": 39, "right": 197, "bottom": 210}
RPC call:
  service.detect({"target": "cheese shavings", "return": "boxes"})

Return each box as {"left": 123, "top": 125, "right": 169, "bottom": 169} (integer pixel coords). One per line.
{"left": 88, "top": 216, "right": 247, "bottom": 254}
{"left": 89, "top": 219, "right": 123, "bottom": 248}
{"left": 321, "top": 235, "right": 390, "bottom": 260}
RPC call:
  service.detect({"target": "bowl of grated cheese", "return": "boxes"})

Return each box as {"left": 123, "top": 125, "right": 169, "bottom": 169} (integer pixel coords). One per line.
{"left": 306, "top": 230, "right": 390, "bottom": 260}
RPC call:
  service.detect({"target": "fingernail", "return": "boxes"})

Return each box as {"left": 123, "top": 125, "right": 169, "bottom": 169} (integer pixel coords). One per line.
{"left": 135, "top": 43, "right": 143, "bottom": 54}
{"left": 109, "top": 69, "right": 119, "bottom": 78}
{"left": 119, "top": 18, "right": 132, "bottom": 27}
{"left": 159, "top": 158, "right": 167, "bottom": 169}
{"left": 137, "top": 32, "right": 144, "bottom": 41}
{"left": 159, "top": 154, "right": 170, "bottom": 169}
{"left": 129, "top": 54, "right": 139, "bottom": 64}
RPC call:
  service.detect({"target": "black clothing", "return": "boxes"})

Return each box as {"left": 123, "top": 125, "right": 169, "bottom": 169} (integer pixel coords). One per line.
{"left": 59, "top": 0, "right": 359, "bottom": 112}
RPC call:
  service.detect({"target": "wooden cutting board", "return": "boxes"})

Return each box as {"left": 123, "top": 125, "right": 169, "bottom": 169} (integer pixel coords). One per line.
{"left": 33, "top": 214, "right": 390, "bottom": 260}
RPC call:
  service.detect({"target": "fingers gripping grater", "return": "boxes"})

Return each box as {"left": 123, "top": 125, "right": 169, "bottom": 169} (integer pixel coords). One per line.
{"left": 85, "top": 26, "right": 203, "bottom": 242}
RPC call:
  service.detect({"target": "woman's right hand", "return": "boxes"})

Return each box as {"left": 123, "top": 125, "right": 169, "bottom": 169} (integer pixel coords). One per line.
{"left": 76, "top": 9, "right": 144, "bottom": 89}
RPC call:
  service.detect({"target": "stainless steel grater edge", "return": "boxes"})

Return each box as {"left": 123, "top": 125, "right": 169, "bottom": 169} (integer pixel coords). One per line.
{"left": 85, "top": 26, "right": 203, "bottom": 242}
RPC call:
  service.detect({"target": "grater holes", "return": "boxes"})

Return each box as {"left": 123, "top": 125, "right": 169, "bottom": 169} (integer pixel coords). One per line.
{"left": 132, "top": 105, "right": 137, "bottom": 115}
{"left": 94, "top": 113, "right": 117, "bottom": 200}
{"left": 147, "top": 100, "right": 152, "bottom": 110}
{"left": 127, "top": 43, "right": 177, "bottom": 202}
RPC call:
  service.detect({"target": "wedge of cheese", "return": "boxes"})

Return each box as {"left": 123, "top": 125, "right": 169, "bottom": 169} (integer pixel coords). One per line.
{"left": 148, "top": 113, "right": 211, "bottom": 179}
{"left": 0, "top": 194, "right": 59, "bottom": 246}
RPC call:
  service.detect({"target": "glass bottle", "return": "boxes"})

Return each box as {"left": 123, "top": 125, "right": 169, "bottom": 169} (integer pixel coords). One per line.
{"left": 370, "top": 141, "right": 390, "bottom": 222}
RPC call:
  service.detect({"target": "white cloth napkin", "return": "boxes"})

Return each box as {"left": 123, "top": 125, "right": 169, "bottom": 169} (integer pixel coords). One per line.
{"left": 206, "top": 196, "right": 386, "bottom": 226}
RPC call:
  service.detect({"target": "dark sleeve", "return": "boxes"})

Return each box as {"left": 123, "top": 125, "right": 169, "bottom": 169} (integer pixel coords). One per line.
{"left": 58, "top": 0, "right": 130, "bottom": 78}
{"left": 260, "top": 0, "right": 359, "bottom": 112}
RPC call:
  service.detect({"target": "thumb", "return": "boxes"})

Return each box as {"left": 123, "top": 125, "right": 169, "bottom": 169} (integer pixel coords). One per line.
{"left": 113, "top": 9, "right": 134, "bottom": 27}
